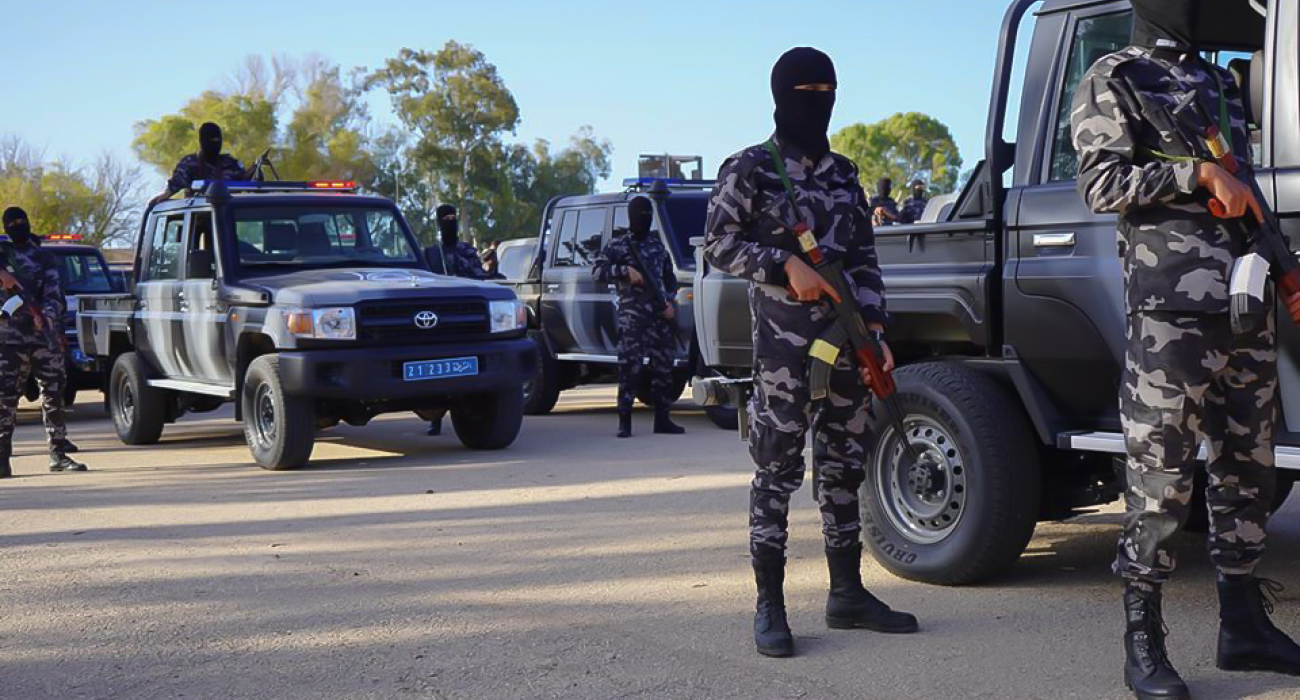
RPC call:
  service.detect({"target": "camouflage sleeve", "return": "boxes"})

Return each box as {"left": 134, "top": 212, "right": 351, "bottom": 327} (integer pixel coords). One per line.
{"left": 848, "top": 179, "right": 888, "bottom": 327}
{"left": 40, "top": 251, "right": 63, "bottom": 321}
{"left": 1072, "top": 69, "right": 1197, "bottom": 215}
{"left": 704, "top": 154, "right": 792, "bottom": 285}
{"left": 592, "top": 240, "right": 627, "bottom": 283}
{"left": 165, "top": 155, "right": 196, "bottom": 196}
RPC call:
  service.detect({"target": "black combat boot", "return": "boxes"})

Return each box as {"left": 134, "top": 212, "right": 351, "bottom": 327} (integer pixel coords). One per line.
{"left": 1123, "top": 583, "right": 1189, "bottom": 700}
{"left": 753, "top": 553, "right": 794, "bottom": 657}
{"left": 824, "top": 543, "right": 918, "bottom": 633}
{"left": 1217, "top": 574, "right": 1300, "bottom": 675}
{"left": 617, "top": 411, "right": 633, "bottom": 439}
{"left": 653, "top": 407, "right": 684, "bottom": 435}
{"left": 49, "top": 450, "right": 87, "bottom": 473}
{"left": 0, "top": 444, "right": 10, "bottom": 479}
{"left": 427, "top": 418, "right": 442, "bottom": 436}
{"left": 53, "top": 438, "right": 79, "bottom": 454}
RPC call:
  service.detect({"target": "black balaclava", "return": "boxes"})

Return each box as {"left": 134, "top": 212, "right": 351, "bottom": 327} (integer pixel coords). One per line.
{"left": 199, "top": 122, "right": 223, "bottom": 162}
{"left": 1132, "top": 0, "right": 1202, "bottom": 52}
{"left": 911, "top": 181, "right": 926, "bottom": 200}
{"left": 771, "top": 47, "right": 837, "bottom": 160}
{"left": 2, "top": 207, "right": 33, "bottom": 245}
{"left": 437, "top": 204, "right": 459, "bottom": 247}
{"left": 876, "top": 178, "right": 893, "bottom": 200}
{"left": 628, "top": 196, "right": 654, "bottom": 238}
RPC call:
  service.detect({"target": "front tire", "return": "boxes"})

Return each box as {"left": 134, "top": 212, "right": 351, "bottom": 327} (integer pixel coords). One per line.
{"left": 452, "top": 389, "right": 524, "bottom": 450}
{"left": 861, "top": 362, "right": 1040, "bottom": 586}
{"left": 242, "top": 355, "right": 315, "bottom": 471}
{"left": 110, "top": 352, "right": 166, "bottom": 445}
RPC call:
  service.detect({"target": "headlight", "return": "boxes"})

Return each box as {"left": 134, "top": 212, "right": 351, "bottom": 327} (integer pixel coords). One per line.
{"left": 488, "top": 300, "right": 526, "bottom": 333}
{"left": 284, "top": 307, "right": 356, "bottom": 340}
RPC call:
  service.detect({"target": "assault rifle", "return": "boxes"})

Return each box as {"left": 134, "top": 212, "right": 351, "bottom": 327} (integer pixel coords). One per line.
{"left": 757, "top": 205, "right": 926, "bottom": 470}
{"left": 1139, "top": 73, "right": 1300, "bottom": 333}
{"left": 621, "top": 229, "right": 672, "bottom": 315}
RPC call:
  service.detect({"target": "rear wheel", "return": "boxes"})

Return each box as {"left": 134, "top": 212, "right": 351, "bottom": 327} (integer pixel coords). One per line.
{"left": 242, "top": 355, "right": 315, "bottom": 471}
{"left": 453, "top": 389, "right": 524, "bottom": 450}
{"left": 110, "top": 352, "right": 165, "bottom": 445}
{"left": 861, "top": 362, "right": 1040, "bottom": 586}
{"left": 523, "top": 331, "right": 561, "bottom": 415}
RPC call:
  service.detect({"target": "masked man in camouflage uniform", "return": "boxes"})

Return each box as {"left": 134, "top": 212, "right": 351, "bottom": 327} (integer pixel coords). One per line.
{"left": 899, "top": 180, "right": 929, "bottom": 224}
{"left": 422, "top": 204, "right": 485, "bottom": 436}
{"left": 705, "top": 47, "right": 917, "bottom": 659}
{"left": 593, "top": 195, "right": 684, "bottom": 438}
{"left": 1073, "top": 1, "right": 1300, "bottom": 696}
{"left": 0, "top": 208, "right": 86, "bottom": 478}
{"left": 149, "top": 123, "right": 252, "bottom": 206}
{"left": 868, "top": 177, "right": 900, "bottom": 228}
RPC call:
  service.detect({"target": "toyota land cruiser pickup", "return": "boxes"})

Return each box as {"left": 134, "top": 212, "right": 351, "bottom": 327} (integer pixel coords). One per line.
{"left": 78, "top": 180, "right": 534, "bottom": 470}
{"left": 694, "top": 0, "right": 1299, "bottom": 584}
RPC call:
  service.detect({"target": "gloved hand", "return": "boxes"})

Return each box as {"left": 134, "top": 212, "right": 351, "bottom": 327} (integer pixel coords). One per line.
{"left": 1280, "top": 271, "right": 1300, "bottom": 325}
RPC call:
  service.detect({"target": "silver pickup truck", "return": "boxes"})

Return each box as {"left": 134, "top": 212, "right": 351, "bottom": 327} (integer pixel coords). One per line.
{"left": 691, "top": 0, "right": 1300, "bottom": 586}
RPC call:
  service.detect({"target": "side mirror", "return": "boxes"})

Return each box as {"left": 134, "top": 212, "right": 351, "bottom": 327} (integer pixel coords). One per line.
{"left": 187, "top": 249, "right": 216, "bottom": 280}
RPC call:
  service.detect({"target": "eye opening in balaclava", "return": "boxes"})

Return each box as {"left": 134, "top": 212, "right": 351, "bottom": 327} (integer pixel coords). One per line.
{"left": 199, "top": 122, "right": 223, "bottom": 161}
{"left": 1131, "top": 0, "right": 1202, "bottom": 52}
{"left": 3, "top": 207, "right": 33, "bottom": 245}
{"left": 628, "top": 196, "right": 654, "bottom": 237}
{"left": 771, "top": 47, "right": 837, "bottom": 160}
{"left": 911, "top": 180, "right": 926, "bottom": 198}
{"left": 437, "top": 204, "right": 459, "bottom": 247}
{"left": 876, "top": 178, "right": 893, "bottom": 199}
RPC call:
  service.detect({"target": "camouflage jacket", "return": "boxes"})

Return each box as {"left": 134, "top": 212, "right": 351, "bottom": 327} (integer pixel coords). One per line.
{"left": 0, "top": 239, "right": 64, "bottom": 347}
{"left": 900, "top": 196, "right": 928, "bottom": 224}
{"left": 704, "top": 135, "right": 887, "bottom": 356}
{"left": 1073, "top": 45, "right": 1253, "bottom": 315}
{"left": 869, "top": 195, "right": 900, "bottom": 227}
{"left": 435, "top": 241, "right": 486, "bottom": 279}
{"left": 165, "top": 154, "right": 249, "bottom": 197}
{"left": 593, "top": 229, "right": 678, "bottom": 321}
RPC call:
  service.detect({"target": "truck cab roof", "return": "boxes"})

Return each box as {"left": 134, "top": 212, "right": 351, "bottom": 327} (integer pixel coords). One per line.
{"left": 153, "top": 180, "right": 397, "bottom": 212}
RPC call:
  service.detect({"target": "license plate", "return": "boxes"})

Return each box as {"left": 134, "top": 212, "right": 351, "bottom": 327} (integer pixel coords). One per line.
{"left": 403, "top": 357, "right": 479, "bottom": 382}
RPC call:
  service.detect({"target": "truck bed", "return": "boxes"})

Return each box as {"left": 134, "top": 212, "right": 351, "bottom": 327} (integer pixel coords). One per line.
{"left": 77, "top": 293, "right": 135, "bottom": 359}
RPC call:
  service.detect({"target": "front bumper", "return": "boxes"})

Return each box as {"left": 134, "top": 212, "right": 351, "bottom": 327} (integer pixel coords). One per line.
{"left": 276, "top": 337, "right": 537, "bottom": 400}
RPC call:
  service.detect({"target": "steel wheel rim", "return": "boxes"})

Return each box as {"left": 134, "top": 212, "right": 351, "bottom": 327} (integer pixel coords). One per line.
{"left": 872, "top": 415, "right": 968, "bottom": 545}
{"left": 252, "top": 384, "right": 277, "bottom": 447}
{"left": 116, "top": 375, "right": 135, "bottom": 430}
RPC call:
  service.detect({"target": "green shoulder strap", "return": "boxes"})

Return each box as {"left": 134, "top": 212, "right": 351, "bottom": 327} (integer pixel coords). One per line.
{"left": 762, "top": 140, "right": 800, "bottom": 211}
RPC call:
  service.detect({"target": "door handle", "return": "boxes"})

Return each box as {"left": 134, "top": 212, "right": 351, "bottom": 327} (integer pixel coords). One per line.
{"left": 607, "top": 284, "right": 617, "bottom": 291}
{"left": 1033, "top": 233, "right": 1077, "bottom": 248}
{"left": 546, "top": 284, "right": 560, "bottom": 292}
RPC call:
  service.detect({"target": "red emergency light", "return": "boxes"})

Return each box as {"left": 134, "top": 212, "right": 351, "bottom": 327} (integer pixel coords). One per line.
{"left": 308, "top": 181, "right": 357, "bottom": 190}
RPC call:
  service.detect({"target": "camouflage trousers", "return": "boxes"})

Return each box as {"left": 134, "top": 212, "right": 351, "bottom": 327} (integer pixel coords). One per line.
{"left": 1116, "top": 312, "right": 1278, "bottom": 584}
{"left": 616, "top": 315, "right": 675, "bottom": 412}
{"left": 749, "top": 346, "right": 874, "bottom": 560}
{"left": 0, "top": 343, "right": 68, "bottom": 451}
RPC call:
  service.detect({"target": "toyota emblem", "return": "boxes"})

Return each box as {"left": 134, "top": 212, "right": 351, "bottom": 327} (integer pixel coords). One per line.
{"left": 413, "top": 311, "right": 439, "bottom": 329}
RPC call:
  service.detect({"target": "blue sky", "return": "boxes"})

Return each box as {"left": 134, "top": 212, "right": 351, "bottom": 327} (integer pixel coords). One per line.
{"left": 4, "top": 0, "right": 1021, "bottom": 191}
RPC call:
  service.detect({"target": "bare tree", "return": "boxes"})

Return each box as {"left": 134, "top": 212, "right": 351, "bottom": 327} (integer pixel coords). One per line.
{"left": 225, "top": 54, "right": 296, "bottom": 102}
{"left": 84, "top": 153, "right": 144, "bottom": 248}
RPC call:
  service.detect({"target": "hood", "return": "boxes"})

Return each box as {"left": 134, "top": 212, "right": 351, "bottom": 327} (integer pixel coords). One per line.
{"left": 241, "top": 268, "right": 513, "bottom": 307}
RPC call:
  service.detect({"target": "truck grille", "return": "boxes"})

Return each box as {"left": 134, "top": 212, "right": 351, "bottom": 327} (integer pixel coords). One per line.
{"left": 356, "top": 299, "right": 490, "bottom": 343}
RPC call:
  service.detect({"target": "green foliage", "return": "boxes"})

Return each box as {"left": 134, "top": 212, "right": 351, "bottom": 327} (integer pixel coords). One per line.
{"left": 0, "top": 137, "right": 142, "bottom": 246}
{"left": 831, "top": 112, "right": 963, "bottom": 199}
{"left": 133, "top": 91, "right": 278, "bottom": 174}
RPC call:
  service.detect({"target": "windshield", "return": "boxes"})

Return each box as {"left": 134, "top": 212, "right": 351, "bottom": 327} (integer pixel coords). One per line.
{"left": 54, "top": 251, "right": 115, "bottom": 294}
{"left": 232, "top": 205, "right": 420, "bottom": 270}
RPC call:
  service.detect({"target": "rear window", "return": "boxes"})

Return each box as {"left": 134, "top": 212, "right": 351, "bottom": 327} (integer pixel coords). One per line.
{"left": 54, "top": 251, "right": 116, "bottom": 294}
{"left": 497, "top": 242, "right": 536, "bottom": 280}
{"left": 662, "top": 196, "right": 706, "bottom": 268}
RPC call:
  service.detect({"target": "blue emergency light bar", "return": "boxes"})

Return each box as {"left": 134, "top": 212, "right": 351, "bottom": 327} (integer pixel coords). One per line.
{"left": 191, "top": 180, "right": 359, "bottom": 193}
{"left": 622, "top": 177, "right": 716, "bottom": 191}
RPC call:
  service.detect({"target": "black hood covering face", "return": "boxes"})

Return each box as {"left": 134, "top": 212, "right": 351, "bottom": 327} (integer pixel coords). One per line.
{"left": 771, "top": 47, "right": 837, "bottom": 160}
{"left": 2, "top": 206, "right": 32, "bottom": 245}
{"left": 199, "top": 122, "right": 223, "bottom": 161}
{"left": 628, "top": 196, "right": 654, "bottom": 237}
{"left": 1132, "top": 0, "right": 1203, "bottom": 51}
{"left": 876, "top": 178, "right": 893, "bottom": 199}
{"left": 436, "top": 204, "right": 459, "bottom": 246}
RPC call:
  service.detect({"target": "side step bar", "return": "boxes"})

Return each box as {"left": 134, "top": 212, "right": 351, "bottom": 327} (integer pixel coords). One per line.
{"left": 1061, "top": 431, "right": 1300, "bottom": 472}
